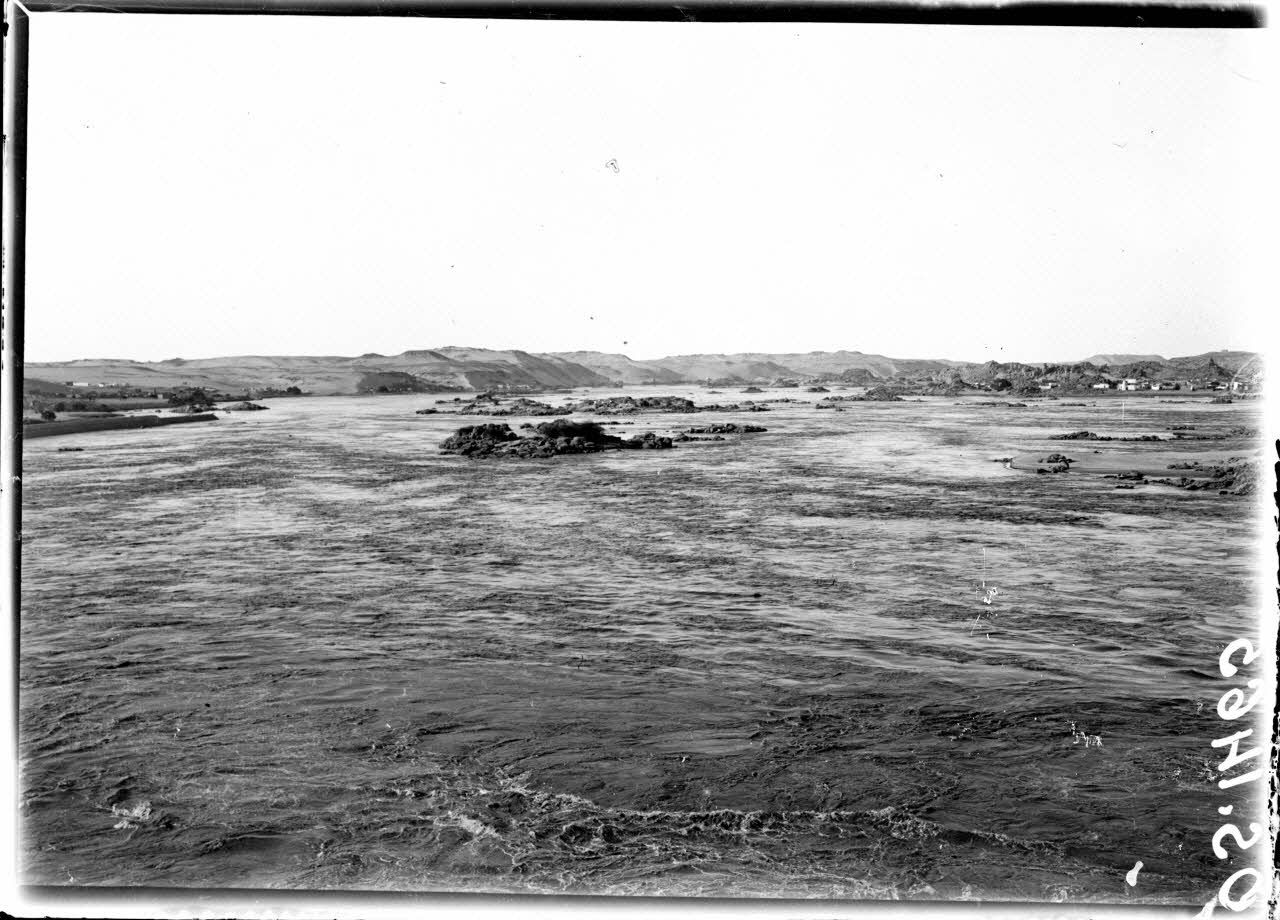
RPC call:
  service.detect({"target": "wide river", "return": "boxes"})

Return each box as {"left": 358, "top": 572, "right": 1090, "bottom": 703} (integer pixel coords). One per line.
{"left": 18, "top": 388, "right": 1268, "bottom": 905}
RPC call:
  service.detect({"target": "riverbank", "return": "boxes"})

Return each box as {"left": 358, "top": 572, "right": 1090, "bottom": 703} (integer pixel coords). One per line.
{"left": 22, "top": 413, "right": 219, "bottom": 439}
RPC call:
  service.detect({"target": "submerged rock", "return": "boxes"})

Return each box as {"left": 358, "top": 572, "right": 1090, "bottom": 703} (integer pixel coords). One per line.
{"left": 1036, "top": 463, "right": 1071, "bottom": 474}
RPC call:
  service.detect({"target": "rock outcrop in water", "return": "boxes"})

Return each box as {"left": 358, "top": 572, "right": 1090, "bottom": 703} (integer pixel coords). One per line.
{"left": 1148, "top": 458, "right": 1259, "bottom": 495}
{"left": 427, "top": 394, "right": 794, "bottom": 418}
{"left": 816, "top": 386, "right": 905, "bottom": 405}
{"left": 222, "top": 401, "right": 269, "bottom": 411}
{"left": 684, "top": 423, "right": 768, "bottom": 434}
{"left": 451, "top": 397, "right": 565, "bottom": 417}
{"left": 440, "top": 421, "right": 674, "bottom": 459}
{"left": 564, "top": 396, "right": 697, "bottom": 415}
{"left": 861, "top": 385, "right": 906, "bottom": 401}
{"left": 1049, "top": 431, "right": 1165, "bottom": 442}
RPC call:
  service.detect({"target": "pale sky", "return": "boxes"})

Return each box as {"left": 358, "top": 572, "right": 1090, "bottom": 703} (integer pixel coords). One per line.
{"left": 22, "top": 13, "right": 1274, "bottom": 364}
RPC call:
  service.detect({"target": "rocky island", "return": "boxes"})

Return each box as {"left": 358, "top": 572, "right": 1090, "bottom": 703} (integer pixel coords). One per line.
{"left": 440, "top": 420, "right": 675, "bottom": 459}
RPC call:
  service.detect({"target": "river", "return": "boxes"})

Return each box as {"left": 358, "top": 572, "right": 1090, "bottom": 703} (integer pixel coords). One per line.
{"left": 18, "top": 388, "right": 1266, "bottom": 904}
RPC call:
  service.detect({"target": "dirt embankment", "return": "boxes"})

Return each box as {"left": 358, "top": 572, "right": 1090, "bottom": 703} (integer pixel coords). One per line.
{"left": 23, "top": 414, "right": 218, "bottom": 439}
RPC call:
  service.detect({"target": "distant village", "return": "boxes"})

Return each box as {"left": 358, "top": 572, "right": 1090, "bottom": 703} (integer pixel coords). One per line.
{"left": 698, "top": 362, "right": 1262, "bottom": 397}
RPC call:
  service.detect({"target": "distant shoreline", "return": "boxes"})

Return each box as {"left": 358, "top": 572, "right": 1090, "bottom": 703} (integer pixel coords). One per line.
{"left": 22, "top": 347, "right": 1261, "bottom": 401}
{"left": 22, "top": 413, "right": 217, "bottom": 439}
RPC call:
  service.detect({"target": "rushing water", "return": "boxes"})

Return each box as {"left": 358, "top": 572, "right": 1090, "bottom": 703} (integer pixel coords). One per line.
{"left": 18, "top": 389, "right": 1267, "bottom": 904}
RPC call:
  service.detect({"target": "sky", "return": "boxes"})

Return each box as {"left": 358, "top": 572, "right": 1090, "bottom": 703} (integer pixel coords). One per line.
{"left": 21, "top": 13, "right": 1275, "bottom": 364}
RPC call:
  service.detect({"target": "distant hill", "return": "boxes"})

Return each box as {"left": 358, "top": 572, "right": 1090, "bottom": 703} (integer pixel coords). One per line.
{"left": 548, "top": 351, "right": 686, "bottom": 385}
{"left": 648, "top": 354, "right": 801, "bottom": 384}
{"left": 1082, "top": 353, "right": 1166, "bottom": 366}
{"left": 24, "top": 347, "right": 1262, "bottom": 395}
{"left": 25, "top": 350, "right": 610, "bottom": 395}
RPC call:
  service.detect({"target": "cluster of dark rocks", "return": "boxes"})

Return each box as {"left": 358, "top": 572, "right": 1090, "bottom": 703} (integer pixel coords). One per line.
{"left": 1033, "top": 452, "right": 1075, "bottom": 474}
{"left": 439, "top": 420, "right": 674, "bottom": 459}
{"left": 1151, "top": 458, "right": 1258, "bottom": 495}
{"left": 221, "top": 401, "right": 269, "bottom": 411}
{"left": 565, "top": 396, "right": 697, "bottom": 415}
{"left": 1107, "top": 471, "right": 1142, "bottom": 488}
{"left": 1169, "top": 425, "right": 1257, "bottom": 441}
{"left": 437, "top": 397, "right": 567, "bottom": 417}
{"left": 424, "top": 393, "right": 786, "bottom": 417}
{"left": 1100, "top": 459, "right": 1258, "bottom": 495}
{"left": 683, "top": 423, "right": 768, "bottom": 435}
{"left": 817, "top": 386, "right": 905, "bottom": 405}
{"left": 1049, "top": 431, "right": 1165, "bottom": 442}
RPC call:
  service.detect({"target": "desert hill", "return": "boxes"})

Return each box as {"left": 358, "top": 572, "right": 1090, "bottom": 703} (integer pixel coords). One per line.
{"left": 24, "top": 347, "right": 1262, "bottom": 396}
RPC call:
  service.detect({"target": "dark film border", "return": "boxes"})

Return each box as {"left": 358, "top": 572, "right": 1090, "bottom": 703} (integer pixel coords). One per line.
{"left": 1, "top": 0, "right": 1271, "bottom": 917}
{"left": 9, "top": 0, "right": 1271, "bottom": 26}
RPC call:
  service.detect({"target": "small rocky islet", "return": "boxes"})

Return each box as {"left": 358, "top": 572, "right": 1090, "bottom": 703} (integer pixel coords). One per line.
{"left": 439, "top": 420, "right": 675, "bottom": 459}
{"left": 434, "top": 397, "right": 776, "bottom": 459}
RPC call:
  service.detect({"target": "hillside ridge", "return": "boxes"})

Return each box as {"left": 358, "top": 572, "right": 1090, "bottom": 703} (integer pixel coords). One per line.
{"left": 25, "top": 347, "right": 1263, "bottom": 396}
